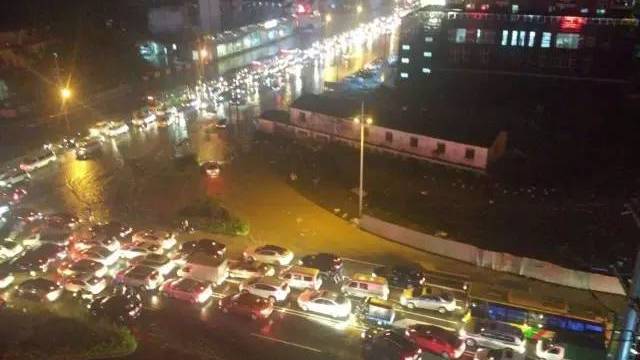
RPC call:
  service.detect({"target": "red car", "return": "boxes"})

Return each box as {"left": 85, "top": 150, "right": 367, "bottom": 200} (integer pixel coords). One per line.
{"left": 218, "top": 292, "right": 274, "bottom": 320}
{"left": 406, "top": 324, "right": 466, "bottom": 359}
{"left": 161, "top": 278, "right": 212, "bottom": 304}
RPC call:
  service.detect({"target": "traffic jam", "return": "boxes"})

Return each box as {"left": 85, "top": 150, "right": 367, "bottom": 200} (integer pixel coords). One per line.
{"left": 0, "top": 10, "right": 605, "bottom": 360}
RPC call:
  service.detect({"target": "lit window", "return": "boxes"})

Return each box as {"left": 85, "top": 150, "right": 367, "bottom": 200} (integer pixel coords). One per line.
{"left": 541, "top": 32, "right": 551, "bottom": 48}
{"left": 511, "top": 30, "right": 518, "bottom": 46}
{"left": 400, "top": 72, "right": 408, "bottom": 78}
{"left": 401, "top": 57, "right": 409, "bottom": 64}
{"left": 425, "top": 36, "right": 434, "bottom": 42}
{"left": 555, "top": 33, "right": 581, "bottom": 49}
{"left": 423, "top": 51, "right": 432, "bottom": 58}
{"left": 518, "top": 31, "right": 526, "bottom": 47}
{"left": 455, "top": 28, "right": 466, "bottom": 43}
{"left": 596, "top": 8, "right": 606, "bottom": 15}
{"left": 402, "top": 44, "right": 410, "bottom": 50}
{"left": 512, "top": 4, "right": 519, "bottom": 13}
{"left": 422, "top": 68, "right": 431, "bottom": 74}
{"left": 501, "top": 30, "right": 508, "bottom": 46}
{"left": 528, "top": 31, "right": 536, "bottom": 47}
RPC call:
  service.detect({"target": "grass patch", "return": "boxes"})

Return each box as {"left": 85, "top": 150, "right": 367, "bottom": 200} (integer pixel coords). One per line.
{"left": 178, "top": 199, "right": 250, "bottom": 236}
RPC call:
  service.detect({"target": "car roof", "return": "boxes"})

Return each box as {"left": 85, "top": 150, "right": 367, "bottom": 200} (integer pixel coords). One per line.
{"left": 173, "top": 278, "right": 206, "bottom": 291}
{"left": 20, "top": 278, "right": 57, "bottom": 289}
{"left": 251, "top": 276, "right": 286, "bottom": 287}
{"left": 126, "top": 265, "right": 157, "bottom": 276}
{"left": 258, "top": 245, "right": 287, "bottom": 253}
{"left": 235, "top": 292, "right": 268, "bottom": 305}
{"left": 284, "top": 266, "right": 319, "bottom": 276}
{"left": 412, "top": 324, "right": 459, "bottom": 343}
{"left": 352, "top": 273, "right": 388, "bottom": 285}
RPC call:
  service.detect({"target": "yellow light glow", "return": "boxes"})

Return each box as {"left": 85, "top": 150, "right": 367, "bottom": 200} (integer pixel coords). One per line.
{"left": 357, "top": 5, "right": 363, "bottom": 13}
{"left": 366, "top": 117, "right": 373, "bottom": 125}
{"left": 326, "top": 14, "right": 332, "bottom": 23}
{"left": 353, "top": 117, "right": 360, "bottom": 124}
{"left": 60, "top": 87, "right": 71, "bottom": 100}
{"left": 199, "top": 48, "right": 208, "bottom": 59}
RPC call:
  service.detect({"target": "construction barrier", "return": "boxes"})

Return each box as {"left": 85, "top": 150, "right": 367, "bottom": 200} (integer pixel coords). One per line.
{"left": 359, "top": 215, "right": 626, "bottom": 295}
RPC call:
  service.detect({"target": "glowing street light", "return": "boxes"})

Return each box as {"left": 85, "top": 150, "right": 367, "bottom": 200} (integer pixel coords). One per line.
{"left": 353, "top": 101, "right": 372, "bottom": 218}
{"left": 60, "top": 87, "right": 71, "bottom": 101}
{"left": 199, "top": 48, "right": 208, "bottom": 59}
{"left": 357, "top": 5, "right": 363, "bottom": 14}
{"left": 325, "top": 14, "right": 332, "bottom": 23}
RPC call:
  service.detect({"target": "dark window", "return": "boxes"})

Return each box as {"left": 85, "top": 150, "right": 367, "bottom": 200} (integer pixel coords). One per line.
{"left": 359, "top": 283, "right": 369, "bottom": 290}
{"left": 303, "top": 276, "right": 312, "bottom": 281}
{"left": 385, "top": 132, "right": 393, "bottom": 143}
{"left": 465, "top": 148, "right": 475, "bottom": 160}
{"left": 298, "top": 112, "right": 306, "bottom": 123}
{"left": 410, "top": 137, "right": 418, "bottom": 147}
{"left": 436, "top": 142, "right": 446, "bottom": 154}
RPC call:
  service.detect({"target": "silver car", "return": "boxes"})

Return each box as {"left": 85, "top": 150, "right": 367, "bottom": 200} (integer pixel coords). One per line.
{"left": 463, "top": 321, "right": 526, "bottom": 354}
{"left": 400, "top": 293, "right": 457, "bottom": 313}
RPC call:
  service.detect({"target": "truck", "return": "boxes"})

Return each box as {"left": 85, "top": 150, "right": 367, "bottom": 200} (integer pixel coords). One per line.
{"left": 177, "top": 253, "right": 228, "bottom": 285}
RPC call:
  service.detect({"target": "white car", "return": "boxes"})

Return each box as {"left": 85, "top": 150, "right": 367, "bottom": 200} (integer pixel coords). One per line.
{"left": 0, "top": 240, "right": 24, "bottom": 259}
{"left": 64, "top": 274, "right": 107, "bottom": 296}
{"left": 536, "top": 341, "right": 565, "bottom": 360}
{"left": 58, "top": 259, "right": 108, "bottom": 278}
{"left": 239, "top": 276, "right": 290, "bottom": 302}
{"left": 227, "top": 259, "right": 275, "bottom": 279}
{"left": 243, "top": 245, "right": 294, "bottom": 266}
{"left": 132, "top": 112, "right": 156, "bottom": 127}
{"left": 129, "top": 254, "right": 176, "bottom": 275}
{"left": 20, "top": 150, "right": 56, "bottom": 172}
{"left": 0, "top": 271, "right": 15, "bottom": 289}
{"left": 297, "top": 289, "right": 351, "bottom": 318}
{"left": 119, "top": 241, "right": 163, "bottom": 259}
{"left": 399, "top": 293, "right": 457, "bottom": 313}
{"left": 203, "top": 161, "right": 221, "bottom": 177}
{"left": 105, "top": 121, "right": 129, "bottom": 137}
{"left": 132, "top": 230, "right": 176, "bottom": 250}
{"left": 115, "top": 265, "right": 164, "bottom": 290}
{"left": 89, "top": 121, "right": 110, "bottom": 137}
{"left": 474, "top": 348, "right": 525, "bottom": 360}
{"left": 76, "top": 246, "right": 119, "bottom": 266}
{"left": 0, "top": 168, "right": 30, "bottom": 187}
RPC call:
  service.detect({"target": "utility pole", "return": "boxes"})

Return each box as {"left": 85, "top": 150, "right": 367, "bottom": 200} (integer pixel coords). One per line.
{"left": 616, "top": 202, "right": 640, "bottom": 360}
{"left": 358, "top": 100, "right": 365, "bottom": 218}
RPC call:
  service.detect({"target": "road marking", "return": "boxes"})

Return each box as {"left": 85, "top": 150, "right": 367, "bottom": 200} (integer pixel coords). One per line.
{"left": 394, "top": 308, "right": 459, "bottom": 324}
{"left": 250, "top": 333, "right": 323, "bottom": 353}
{"left": 342, "top": 257, "right": 383, "bottom": 267}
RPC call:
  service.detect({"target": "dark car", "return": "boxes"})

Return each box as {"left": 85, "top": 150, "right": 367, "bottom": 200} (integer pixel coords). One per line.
{"left": 89, "top": 221, "right": 134, "bottom": 242}
{"left": 362, "top": 328, "right": 422, "bottom": 360}
{"left": 0, "top": 187, "right": 27, "bottom": 205}
{"left": 218, "top": 292, "right": 274, "bottom": 320}
{"left": 11, "top": 243, "right": 66, "bottom": 274}
{"left": 299, "top": 253, "right": 344, "bottom": 281}
{"left": 45, "top": 212, "right": 79, "bottom": 229}
{"left": 15, "top": 278, "right": 63, "bottom": 302}
{"left": 90, "top": 288, "right": 143, "bottom": 323}
{"left": 373, "top": 265, "right": 426, "bottom": 288}
{"left": 10, "top": 207, "right": 42, "bottom": 222}
{"left": 179, "top": 239, "right": 226, "bottom": 257}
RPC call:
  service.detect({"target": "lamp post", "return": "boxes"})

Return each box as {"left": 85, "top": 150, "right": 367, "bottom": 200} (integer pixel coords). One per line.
{"left": 353, "top": 101, "right": 372, "bottom": 218}
{"left": 60, "top": 87, "right": 71, "bottom": 131}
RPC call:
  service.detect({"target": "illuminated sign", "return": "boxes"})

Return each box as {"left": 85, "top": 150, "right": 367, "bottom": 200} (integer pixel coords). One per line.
{"left": 560, "top": 16, "right": 586, "bottom": 31}
{"left": 264, "top": 19, "right": 279, "bottom": 29}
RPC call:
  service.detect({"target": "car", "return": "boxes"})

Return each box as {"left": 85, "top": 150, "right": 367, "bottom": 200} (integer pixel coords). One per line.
{"left": 0, "top": 168, "right": 30, "bottom": 187}
{"left": 75, "top": 139, "right": 102, "bottom": 160}
{"left": 202, "top": 161, "right": 221, "bottom": 177}
{"left": 297, "top": 289, "right": 351, "bottom": 318}
{"left": 239, "top": 276, "right": 290, "bottom": 302}
{"left": 64, "top": 274, "right": 107, "bottom": 296}
{"left": 535, "top": 341, "right": 565, "bottom": 360}
{"left": 114, "top": 265, "right": 164, "bottom": 290}
{"left": 45, "top": 212, "right": 80, "bottom": 229}
{"left": 132, "top": 111, "right": 156, "bottom": 127}
{"left": 227, "top": 259, "right": 275, "bottom": 279}
{"left": 75, "top": 246, "right": 119, "bottom": 266}
{"left": 362, "top": 329, "right": 422, "bottom": 360}
{"left": 0, "top": 271, "right": 15, "bottom": 289}
{"left": 243, "top": 245, "right": 294, "bottom": 266}
{"left": 160, "top": 277, "right": 212, "bottom": 304}
{"left": 215, "top": 118, "right": 228, "bottom": 128}
{"left": 129, "top": 254, "right": 176, "bottom": 275}
{"left": 89, "top": 121, "right": 111, "bottom": 137}
{"left": 105, "top": 121, "right": 129, "bottom": 137}
{"left": 474, "top": 348, "right": 525, "bottom": 360}
{"left": 462, "top": 320, "right": 526, "bottom": 354}
{"left": 0, "top": 240, "right": 24, "bottom": 259}
{"left": 218, "top": 292, "right": 274, "bottom": 320}
{"left": 89, "top": 221, "right": 133, "bottom": 242}
{"left": 119, "top": 241, "right": 163, "bottom": 259}
{"left": 131, "top": 230, "right": 176, "bottom": 250}
{"left": 71, "top": 231, "right": 120, "bottom": 252}
{"left": 179, "top": 238, "right": 226, "bottom": 257}
{"left": 15, "top": 278, "right": 63, "bottom": 302}
{"left": 299, "top": 252, "right": 344, "bottom": 281}
{"left": 10, "top": 207, "right": 42, "bottom": 222}
{"left": 400, "top": 292, "right": 457, "bottom": 313}
{"left": 157, "top": 114, "right": 175, "bottom": 127}
{"left": 406, "top": 324, "right": 466, "bottom": 359}
{"left": 89, "top": 289, "right": 143, "bottom": 323}
{"left": 373, "top": 264, "right": 427, "bottom": 288}
{"left": 37, "top": 229, "right": 71, "bottom": 246}
{"left": 58, "top": 259, "right": 107, "bottom": 278}
{"left": 11, "top": 243, "right": 66, "bottom": 274}
{"left": 0, "top": 187, "right": 27, "bottom": 205}
{"left": 20, "top": 150, "right": 56, "bottom": 172}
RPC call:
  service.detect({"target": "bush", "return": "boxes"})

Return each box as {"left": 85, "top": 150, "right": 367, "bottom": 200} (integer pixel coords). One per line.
{"left": 178, "top": 199, "right": 249, "bottom": 236}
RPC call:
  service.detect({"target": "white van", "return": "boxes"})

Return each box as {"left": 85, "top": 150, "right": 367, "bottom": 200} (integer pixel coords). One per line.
{"left": 341, "top": 273, "right": 390, "bottom": 300}
{"left": 177, "top": 253, "right": 228, "bottom": 285}
{"left": 280, "top": 266, "right": 322, "bottom": 290}
{"left": 20, "top": 150, "right": 57, "bottom": 172}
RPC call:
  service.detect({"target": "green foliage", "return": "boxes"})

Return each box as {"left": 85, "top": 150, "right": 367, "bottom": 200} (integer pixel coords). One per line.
{"left": 178, "top": 199, "right": 250, "bottom": 236}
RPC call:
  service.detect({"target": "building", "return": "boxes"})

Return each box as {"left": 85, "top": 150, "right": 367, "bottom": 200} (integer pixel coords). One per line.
{"left": 397, "top": 6, "right": 638, "bottom": 84}
{"left": 257, "top": 94, "right": 508, "bottom": 172}
{"left": 199, "top": 0, "right": 223, "bottom": 34}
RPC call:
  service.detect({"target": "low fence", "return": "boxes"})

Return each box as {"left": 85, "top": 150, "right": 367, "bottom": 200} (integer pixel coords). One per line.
{"left": 359, "top": 215, "right": 625, "bottom": 295}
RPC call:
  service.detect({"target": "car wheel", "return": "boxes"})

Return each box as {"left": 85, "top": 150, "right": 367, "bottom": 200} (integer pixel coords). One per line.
{"left": 465, "top": 338, "right": 476, "bottom": 347}
{"left": 438, "top": 307, "right": 446, "bottom": 314}
{"left": 441, "top": 352, "right": 450, "bottom": 359}
{"left": 407, "top": 302, "right": 415, "bottom": 309}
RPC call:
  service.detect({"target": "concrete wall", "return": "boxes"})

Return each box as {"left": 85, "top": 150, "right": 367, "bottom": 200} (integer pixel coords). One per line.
{"left": 359, "top": 215, "right": 626, "bottom": 295}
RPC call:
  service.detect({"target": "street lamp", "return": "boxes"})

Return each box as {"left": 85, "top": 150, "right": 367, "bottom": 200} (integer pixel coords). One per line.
{"left": 325, "top": 14, "right": 332, "bottom": 23}
{"left": 60, "top": 87, "right": 71, "bottom": 101}
{"left": 357, "top": 4, "right": 363, "bottom": 14}
{"left": 60, "top": 87, "right": 71, "bottom": 130}
{"left": 353, "top": 101, "right": 372, "bottom": 218}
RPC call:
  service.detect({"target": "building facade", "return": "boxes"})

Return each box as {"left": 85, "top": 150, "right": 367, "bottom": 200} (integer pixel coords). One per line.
{"left": 257, "top": 97, "right": 508, "bottom": 172}
{"left": 397, "top": 7, "right": 638, "bottom": 83}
